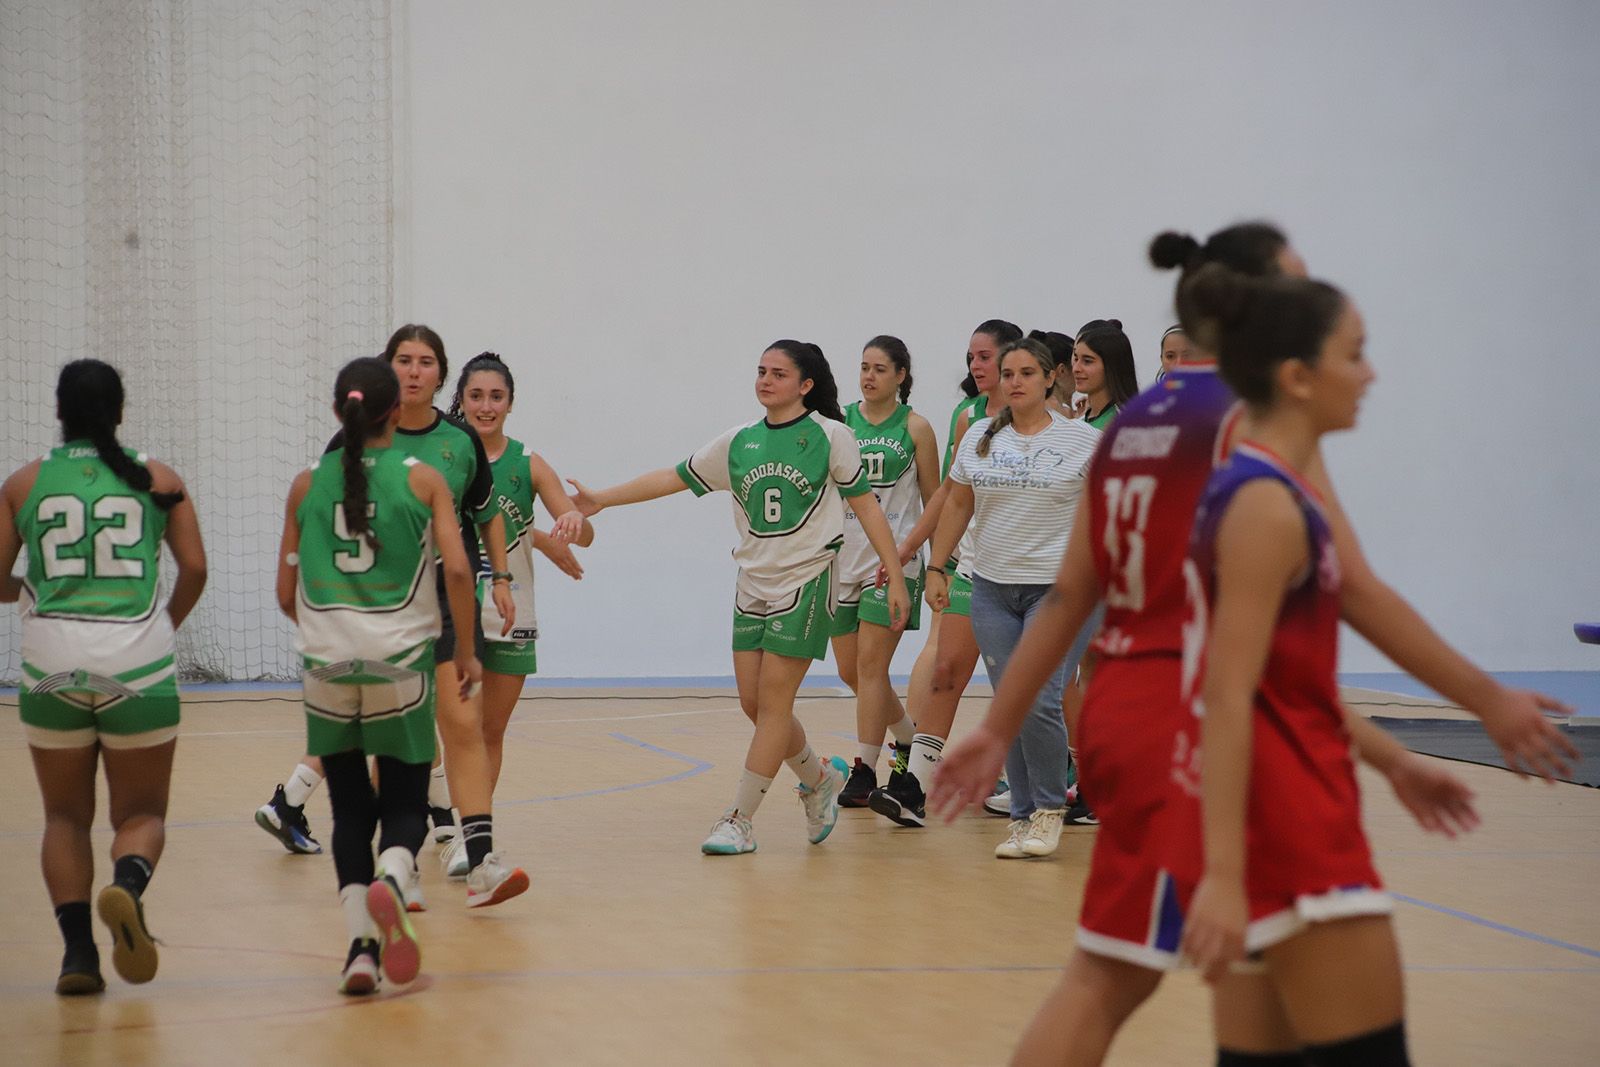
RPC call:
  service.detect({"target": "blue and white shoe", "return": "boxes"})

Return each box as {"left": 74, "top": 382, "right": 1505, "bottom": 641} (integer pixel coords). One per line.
{"left": 701, "top": 812, "right": 757, "bottom": 855}
{"left": 798, "top": 756, "right": 849, "bottom": 844}
{"left": 255, "top": 785, "right": 323, "bottom": 854}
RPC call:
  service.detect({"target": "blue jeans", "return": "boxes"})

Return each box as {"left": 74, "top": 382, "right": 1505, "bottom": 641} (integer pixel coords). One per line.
{"left": 970, "top": 575, "right": 1096, "bottom": 819}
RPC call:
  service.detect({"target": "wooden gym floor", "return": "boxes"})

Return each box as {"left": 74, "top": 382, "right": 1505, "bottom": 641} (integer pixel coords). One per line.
{"left": 1, "top": 685, "right": 1595, "bottom": 1066}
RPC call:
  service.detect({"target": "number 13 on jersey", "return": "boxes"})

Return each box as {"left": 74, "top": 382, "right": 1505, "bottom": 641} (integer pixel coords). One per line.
{"left": 1102, "top": 475, "right": 1156, "bottom": 610}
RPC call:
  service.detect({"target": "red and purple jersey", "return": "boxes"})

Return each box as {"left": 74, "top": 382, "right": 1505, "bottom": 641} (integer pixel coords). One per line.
{"left": 1171, "top": 443, "right": 1378, "bottom": 917}
{"left": 1088, "top": 364, "right": 1241, "bottom": 658}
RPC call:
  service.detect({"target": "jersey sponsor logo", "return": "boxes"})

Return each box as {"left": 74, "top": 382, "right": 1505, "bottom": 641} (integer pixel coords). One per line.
{"left": 795, "top": 435, "right": 809, "bottom": 451}
{"left": 744, "top": 441, "right": 762, "bottom": 450}
{"left": 439, "top": 447, "right": 457, "bottom": 467}
{"left": 737, "top": 461, "right": 815, "bottom": 500}
{"left": 66, "top": 447, "right": 96, "bottom": 459}
{"left": 857, "top": 435, "right": 909, "bottom": 460}
{"left": 81, "top": 464, "right": 98, "bottom": 484}
{"left": 1109, "top": 426, "right": 1180, "bottom": 461}
{"left": 509, "top": 627, "right": 537, "bottom": 641}
{"left": 770, "top": 619, "right": 784, "bottom": 632}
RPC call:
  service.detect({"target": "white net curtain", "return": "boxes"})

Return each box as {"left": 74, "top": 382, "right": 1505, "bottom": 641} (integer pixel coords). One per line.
{"left": 2, "top": 0, "right": 395, "bottom": 681}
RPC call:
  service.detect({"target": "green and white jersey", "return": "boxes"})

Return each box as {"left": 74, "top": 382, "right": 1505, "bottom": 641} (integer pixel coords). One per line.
{"left": 294, "top": 447, "right": 439, "bottom": 666}
{"left": 18, "top": 442, "right": 170, "bottom": 624}
{"left": 16, "top": 441, "right": 176, "bottom": 678}
{"left": 943, "top": 396, "right": 987, "bottom": 579}
{"left": 479, "top": 437, "right": 539, "bottom": 644}
{"left": 839, "top": 402, "right": 923, "bottom": 585}
{"left": 676, "top": 410, "right": 871, "bottom": 601}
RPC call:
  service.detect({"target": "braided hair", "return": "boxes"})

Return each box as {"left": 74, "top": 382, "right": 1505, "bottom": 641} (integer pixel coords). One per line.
{"left": 332, "top": 357, "right": 401, "bottom": 551}
{"left": 56, "top": 360, "right": 183, "bottom": 510}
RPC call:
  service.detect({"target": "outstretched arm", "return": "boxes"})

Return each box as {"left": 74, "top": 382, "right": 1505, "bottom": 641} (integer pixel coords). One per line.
{"left": 568, "top": 468, "right": 690, "bottom": 516}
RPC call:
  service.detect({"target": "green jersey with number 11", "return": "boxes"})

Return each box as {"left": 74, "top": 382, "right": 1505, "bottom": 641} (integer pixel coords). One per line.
{"left": 676, "top": 410, "right": 871, "bottom": 600}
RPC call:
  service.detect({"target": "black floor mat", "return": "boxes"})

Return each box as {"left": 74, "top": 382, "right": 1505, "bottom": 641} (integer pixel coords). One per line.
{"left": 1371, "top": 717, "right": 1599, "bottom": 787}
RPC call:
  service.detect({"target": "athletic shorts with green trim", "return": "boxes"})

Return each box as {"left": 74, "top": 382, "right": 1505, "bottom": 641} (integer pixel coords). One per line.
{"left": 19, "top": 654, "right": 180, "bottom": 750}
{"left": 833, "top": 565, "right": 925, "bottom": 635}
{"left": 733, "top": 564, "right": 836, "bottom": 662}
{"left": 482, "top": 639, "right": 537, "bottom": 677}
{"left": 302, "top": 641, "right": 437, "bottom": 764}
{"left": 943, "top": 573, "right": 974, "bottom": 618}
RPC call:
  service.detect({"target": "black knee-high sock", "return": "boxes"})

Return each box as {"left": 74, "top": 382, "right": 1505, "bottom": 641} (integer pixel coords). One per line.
{"left": 322, "top": 750, "right": 380, "bottom": 888}
{"left": 1303, "top": 1022, "right": 1409, "bottom": 1067}
{"left": 55, "top": 901, "right": 94, "bottom": 949}
{"left": 374, "top": 756, "right": 430, "bottom": 859}
{"left": 1216, "top": 1051, "right": 1309, "bottom": 1066}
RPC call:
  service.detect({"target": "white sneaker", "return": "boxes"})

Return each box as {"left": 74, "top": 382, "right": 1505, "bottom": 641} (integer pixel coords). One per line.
{"left": 1021, "top": 808, "right": 1065, "bottom": 857}
{"left": 338, "top": 938, "right": 380, "bottom": 996}
{"left": 431, "top": 820, "right": 457, "bottom": 845}
{"left": 701, "top": 812, "right": 757, "bottom": 855}
{"left": 797, "top": 756, "right": 848, "bottom": 845}
{"left": 401, "top": 862, "right": 426, "bottom": 913}
{"left": 995, "top": 819, "right": 1030, "bottom": 859}
{"left": 464, "top": 851, "right": 529, "bottom": 909}
{"left": 440, "top": 833, "right": 469, "bottom": 880}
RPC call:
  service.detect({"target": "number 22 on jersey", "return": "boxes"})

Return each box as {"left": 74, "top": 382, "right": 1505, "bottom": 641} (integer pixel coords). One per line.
{"left": 1102, "top": 475, "right": 1156, "bottom": 610}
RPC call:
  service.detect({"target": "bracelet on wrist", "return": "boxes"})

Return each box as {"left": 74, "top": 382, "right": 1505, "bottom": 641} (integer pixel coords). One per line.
{"left": 491, "top": 571, "right": 513, "bottom": 583}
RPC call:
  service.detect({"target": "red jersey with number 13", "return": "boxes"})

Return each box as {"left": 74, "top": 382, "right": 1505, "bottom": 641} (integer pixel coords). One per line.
{"left": 1088, "top": 364, "right": 1241, "bottom": 658}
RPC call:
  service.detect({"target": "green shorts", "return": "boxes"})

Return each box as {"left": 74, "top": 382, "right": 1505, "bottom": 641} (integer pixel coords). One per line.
{"left": 302, "top": 643, "right": 437, "bottom": 764}
{"left": 733, "top": 564, "right": 836, "bottom": 662}
{"left": 19, "top": 654, "right": 180, "bottom": 750}
{"left": 833, "top": 566, "right": 925, "bottom": 635}
{"left": 943, "top": 572, "right": 974, "bottom": 618}
{"left": 483, "top": 639, "right": 537, "bottom": 677}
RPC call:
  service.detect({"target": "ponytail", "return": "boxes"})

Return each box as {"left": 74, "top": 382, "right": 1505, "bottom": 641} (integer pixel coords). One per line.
{"left": 331, "top": 357, "right": 402, "bottom": 552}
{"left": 56, "top": 359, "right": 183, "bottom": 511}
{"left": 975, "top": 406, "right": 1014, "bottom": 458}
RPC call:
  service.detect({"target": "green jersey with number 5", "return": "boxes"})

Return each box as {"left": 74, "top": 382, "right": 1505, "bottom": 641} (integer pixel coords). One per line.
{"left": 18, "top": 443, "right": 170, "bottom": 622}
{"left": 294, "top": 448, "right": 440, "bottom": 664}
{"left": 676, "top": 410, "right": 871, "bottom": 600}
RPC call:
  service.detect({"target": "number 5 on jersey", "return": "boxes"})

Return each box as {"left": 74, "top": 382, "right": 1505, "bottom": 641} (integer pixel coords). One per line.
{"left": 1102, "top": 475, "right": 1156, "bottom": 610}
{"left": 333, "top": 502, "right": 377, "bottom": 573}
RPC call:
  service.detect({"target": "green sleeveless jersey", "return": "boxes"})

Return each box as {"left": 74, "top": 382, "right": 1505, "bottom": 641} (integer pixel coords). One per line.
{"left": 18, "top": 442, "right": 170, "bottom": 622}
{"left": 942, "top": 395, "right": 988, "bottom": 479}
{"left": 1085, "top": 402, "right": 1119, "bottom": 430}
{"left": 677, "top": 410, "right": 871, "bottom": 600}
{"left": 294, "top": 447, "right": 439, "bottom": 663}
{"left": 839, "top": 402, "right": 922, "bottom": 583}
{"left": 480, "top": 438, "right": 539, "bottom": 643}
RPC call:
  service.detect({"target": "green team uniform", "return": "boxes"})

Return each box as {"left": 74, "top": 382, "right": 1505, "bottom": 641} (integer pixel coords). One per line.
{"left": 833, "top": 402, "right": 925, "bottom": 635}
{"left": 942, "top": 396, "right": 987, "bottom": 618}
{"left": 295, "top": 448, "right": 439, "bottom": 764}
{"left": 1085, "top": 402, "right": 1120, "bottom": 430}
{"left": 677, "top": 410, "right": 871, "bottom": 661}
{"left": 15, "top": 442, "right": 180, "bottom": 749}
{"left": 478, "top": 439, "right": 539, "bottom": 676}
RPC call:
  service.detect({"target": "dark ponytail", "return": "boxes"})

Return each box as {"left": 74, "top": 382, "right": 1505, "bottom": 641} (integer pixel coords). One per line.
{"left": 767, "top": 340, "right": 845, "bottom": 422}
{"left": 865, "top": 335, "right": 914, "bottom": 403}
{"left": 1182, "top": 265, "right": 1345, "bottom": 406}
{"left": 962, "top": 319, "right": 1022, "bottom": 396}
{"left": 1149, "top": 222, "right": 1290, "bottom": 350}
{"left": 976, "top": 338, "right": 1054, "bottom": 457}
{"left": 56, "top": 360, "right": 183, "bottom": 511}
{"left": 332, "top": 357, "right": 402, "bottom": 552}
{"left": 449, "top": 351, "right": 515, "bottom": 417}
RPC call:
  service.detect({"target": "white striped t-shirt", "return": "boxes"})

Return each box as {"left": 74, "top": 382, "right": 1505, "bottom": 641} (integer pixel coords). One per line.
{"left": 948, "top": 410, "right": 1101, "bottom": 584}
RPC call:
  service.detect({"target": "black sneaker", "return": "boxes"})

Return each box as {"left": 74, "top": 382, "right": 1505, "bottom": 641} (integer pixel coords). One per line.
{"left": 868, "top": 768, "right": 927, "bottom": 828}
{"left": 96, "top": 883, "right": 159, "bottom": 984}
{"left": 839, "top": 759, "right": 877, "bottom": 808}
{"left": 255, "top": 785, "right": 323, "bottom": 854}
{"left": 1065, "top": 799, "right": 1098, "bottom": 825}
{"left": 55, "top": 941, "right": 105, "bottom": 996}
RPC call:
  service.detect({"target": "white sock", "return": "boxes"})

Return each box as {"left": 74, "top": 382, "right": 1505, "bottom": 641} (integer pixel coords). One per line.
{"left": 731, "top": 769, "right": 774, "bottom": 819}
{"left": 428, "top": 765, "right": 451, "bottom": 810}
{"left": 886, "top": 713, "right": 915, "bottom": 745}
{"left": 375, "top": 845, "right": 413, "bottom": 883}
{"left": 785, "top": 744, "right": 826, "bottom": 789}
{"left": 857, "top": 742, "right": 882, "bottom": 768}
{"left": 284, "top": 763, "right": 323, "bottom": 807}
{"left": 908, "top": 733, "right": 945, "bottom": 787}
{"left": 339, "top": 884, "right": 377, "bottom": 943}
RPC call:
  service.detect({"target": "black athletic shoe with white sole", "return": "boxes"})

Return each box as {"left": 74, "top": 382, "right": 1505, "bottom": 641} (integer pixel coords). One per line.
{"left": 868, "top": 768, "right": 927, "bottom": 827}
{"left": 839, "top": 759, "right": 877, "bottom": 808}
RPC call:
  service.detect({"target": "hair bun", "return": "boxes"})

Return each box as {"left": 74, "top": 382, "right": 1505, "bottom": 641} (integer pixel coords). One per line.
{"left": 1149, "top": 231, "right": 1201, "bottom": 271}
{"left": 1105, "top": 318, "right": 1122, "bottom": 330}
{"left": 1182, "top": 262, "right": 1259, "bottom": 328}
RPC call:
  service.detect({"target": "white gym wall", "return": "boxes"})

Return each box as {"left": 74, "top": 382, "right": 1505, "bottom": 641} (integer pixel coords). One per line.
{"left": 400, "top": 1, "right": 1599, "bottom": 679}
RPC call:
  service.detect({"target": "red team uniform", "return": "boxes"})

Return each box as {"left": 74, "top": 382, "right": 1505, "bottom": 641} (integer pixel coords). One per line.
{"left": 1074, "top": 363, "right": 1242, "bottom": 967}
{"left": 1171, "top": 442, "right": 1389, "bottom": 951}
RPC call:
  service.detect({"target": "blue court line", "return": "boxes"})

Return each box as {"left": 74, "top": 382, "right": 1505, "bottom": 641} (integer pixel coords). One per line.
{"left": 495, "top": 733, "right": 711, "bottom": 806}
{"left": 1392, "top": 893, "right": 1600, "bottom": 960}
